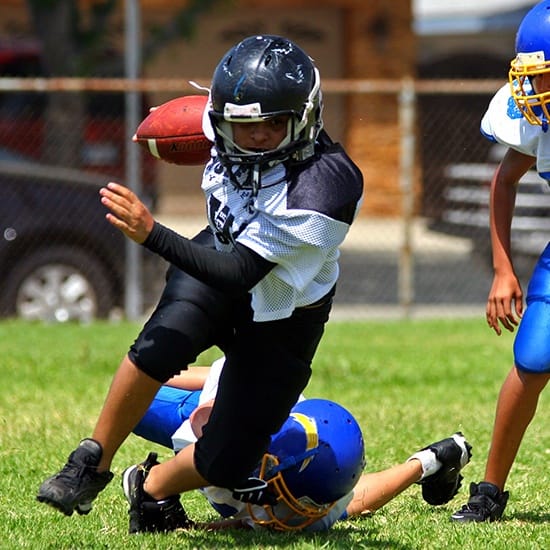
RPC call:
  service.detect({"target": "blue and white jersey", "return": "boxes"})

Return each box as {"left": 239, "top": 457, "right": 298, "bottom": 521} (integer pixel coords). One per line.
{"left": 201, "top": 141, "right": 363, "bottom": 321}
{"left": 171, "top": 357, "right": 224, "bottom": 451}
{"left": 481, "top": 83, "right": 550, "bottom": 180}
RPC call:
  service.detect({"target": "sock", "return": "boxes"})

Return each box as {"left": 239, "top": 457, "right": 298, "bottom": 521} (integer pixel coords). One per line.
{"left": 407, "top": 449, "right": 441, "bottom": 480}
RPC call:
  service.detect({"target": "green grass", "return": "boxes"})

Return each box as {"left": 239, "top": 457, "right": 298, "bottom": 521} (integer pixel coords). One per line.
{"left": 0, "top": 318, "right": 548, "bottom": 549}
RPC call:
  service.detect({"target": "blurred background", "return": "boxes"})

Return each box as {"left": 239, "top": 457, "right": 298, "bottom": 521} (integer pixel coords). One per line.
{"left": 1, "top": 0, "right": 546, "bottom": 322}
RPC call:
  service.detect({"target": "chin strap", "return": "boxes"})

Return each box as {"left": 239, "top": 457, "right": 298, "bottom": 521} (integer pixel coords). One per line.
{"left": 251, "top": 163, "right": 261, "bottom": 197}
{"left": 263, "top": 447, "right": 319, "bottom": 480}
{"left": 291, "top": 141, "right": 316, "bottom": 163}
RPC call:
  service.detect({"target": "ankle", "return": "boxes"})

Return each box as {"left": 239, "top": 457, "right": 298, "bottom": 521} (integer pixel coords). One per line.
{"left": 479, "top": 480, "right": 505, "bottom": 494}
{"left": 97, "top": 458, "right": 112, "bottom": 473}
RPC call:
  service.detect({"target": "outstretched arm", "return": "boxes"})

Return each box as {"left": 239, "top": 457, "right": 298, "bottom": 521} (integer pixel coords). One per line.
{"left": 346, "top": 460, "right": 422, "bottom": 516}
{"left": 100, "top": 182, "right": 154, "bottom": 243}
{"left": 99, "top": 182, "right": 275, "bottom": 292}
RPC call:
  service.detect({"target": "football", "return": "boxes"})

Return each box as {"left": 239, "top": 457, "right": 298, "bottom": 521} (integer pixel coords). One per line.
{"left": 134, "top": 95, "right": 212, "bottom": 165}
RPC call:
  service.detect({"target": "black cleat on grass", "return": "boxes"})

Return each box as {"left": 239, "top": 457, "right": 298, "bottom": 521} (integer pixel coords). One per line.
{"left": 37, "top": 438, "right": 113, "bottom": 516}
{"left": 451, "top": 481, "right": 509, "bottom": 522}
{"left": 122, "top": 452, "right": 194, "bottom": 534}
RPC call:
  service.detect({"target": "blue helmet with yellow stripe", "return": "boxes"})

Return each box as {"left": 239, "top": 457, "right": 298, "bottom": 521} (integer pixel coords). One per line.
{"left": 249, "top": 398, "right": 365, "bottom": 531}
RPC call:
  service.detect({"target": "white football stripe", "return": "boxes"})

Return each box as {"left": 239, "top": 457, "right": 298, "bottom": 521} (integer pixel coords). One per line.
{"left": 148, "top": 139, "right": 160, "bottom": 158}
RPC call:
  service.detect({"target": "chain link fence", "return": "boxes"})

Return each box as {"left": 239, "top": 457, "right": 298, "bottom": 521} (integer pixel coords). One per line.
{"left": 2, "top": 76, "right": 543, "bottom": 322}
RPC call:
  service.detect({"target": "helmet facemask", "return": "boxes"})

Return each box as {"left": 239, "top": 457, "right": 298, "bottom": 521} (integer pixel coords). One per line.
{"left": 247, "top": 452, "right": 335, "bottom": 531}
{"left": 509, "top": 50, "right": 550, "bottom": 126}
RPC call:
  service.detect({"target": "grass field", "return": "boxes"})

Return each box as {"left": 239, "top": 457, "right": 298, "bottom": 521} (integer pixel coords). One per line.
{"left": 0, "top": 318, "right": 548, "bottom": 549}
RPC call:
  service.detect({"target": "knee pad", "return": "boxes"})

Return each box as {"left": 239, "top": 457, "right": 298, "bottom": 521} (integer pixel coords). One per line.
{"left": 128, "top": 273, "right": 235, "bottom": 382}
{"left": 514, "top": 300, "right": 550, "bottom": 373}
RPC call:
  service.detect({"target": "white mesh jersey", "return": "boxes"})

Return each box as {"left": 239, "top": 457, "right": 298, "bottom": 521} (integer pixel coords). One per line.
{"left": 201, "top": 145, "right": 363, "bottom": 321}
{"left": 481, "top": 83, "right": 550, "bottom": 180}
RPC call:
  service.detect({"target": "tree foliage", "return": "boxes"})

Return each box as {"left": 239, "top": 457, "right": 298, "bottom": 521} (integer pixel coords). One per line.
{"left": 23, "top": 0, "right": 228, "bottom": 165}
{"left": 25, "top": 0, "right": 229, "bottom": 76}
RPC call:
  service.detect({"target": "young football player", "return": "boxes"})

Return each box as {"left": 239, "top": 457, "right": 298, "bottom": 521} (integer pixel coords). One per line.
{"left": 125, "top": 356, "right": 472, "bottom": 533}
{"left": 37, "top": 34, "right": 364, "bottom": 519}
{"left": 451, "top": 1, "right": 550, "bottom": 523}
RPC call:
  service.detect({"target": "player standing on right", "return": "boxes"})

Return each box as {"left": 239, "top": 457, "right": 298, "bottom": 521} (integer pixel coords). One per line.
{"left": 451, "top": 1, "right": 550, "bottom": 523}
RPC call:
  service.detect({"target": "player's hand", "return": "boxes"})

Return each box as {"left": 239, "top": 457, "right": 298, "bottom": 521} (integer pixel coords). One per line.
{"left": 232, "top": 477, "right": 277, "bottom": 506}
{"left": 99, "top": 182, "right": 154, "bottom": 244}
{"left": 486, "top": 272, "right": 523, "bottom": 335}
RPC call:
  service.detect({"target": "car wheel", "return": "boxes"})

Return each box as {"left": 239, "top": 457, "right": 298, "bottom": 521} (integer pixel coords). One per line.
{"left": 1, "top": 245, "right": 115, "bottom": 322}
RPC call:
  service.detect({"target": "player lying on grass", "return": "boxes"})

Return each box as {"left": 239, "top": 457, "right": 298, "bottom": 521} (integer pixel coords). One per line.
{"left": 122, "top": 356, "right": 473, "bottom": 533}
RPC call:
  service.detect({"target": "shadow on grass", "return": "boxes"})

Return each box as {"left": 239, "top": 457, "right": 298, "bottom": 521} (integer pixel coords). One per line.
{"left": 166, "top": 521, "right": 418, "bottom": 550}
{"left": 505, "top": 510, "right": 550, "bottom": 523}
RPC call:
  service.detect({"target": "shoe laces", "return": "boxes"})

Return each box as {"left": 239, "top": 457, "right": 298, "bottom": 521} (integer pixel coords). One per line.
{"left": 55, "top": 454, "right": 95, "bottom": 483}
{"left": 464, "top": 492, "right": 497, "bottom": 514}
{"left": 157, "top": 497, "right": 194, "bottom": 530}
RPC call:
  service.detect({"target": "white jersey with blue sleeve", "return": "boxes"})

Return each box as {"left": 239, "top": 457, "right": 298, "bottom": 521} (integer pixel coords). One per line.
{"left": 481, "top": 83, "right": 550, "bottom": 180}
{"left": 170, "top": 356, "right": 224, "bottom": 452}
{"left": 171, "top": 357, "right": 305, "bottom": 452}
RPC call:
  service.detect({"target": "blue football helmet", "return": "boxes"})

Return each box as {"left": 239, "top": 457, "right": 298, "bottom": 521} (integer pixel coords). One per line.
{"left": 207, "top": 35, "right": 323, "bottom": 172}
{"left": 248, "top": 398, "right": 365, "bottom": 531}
{"left": 509, "top": 1, "right": 550, "bottom": 126}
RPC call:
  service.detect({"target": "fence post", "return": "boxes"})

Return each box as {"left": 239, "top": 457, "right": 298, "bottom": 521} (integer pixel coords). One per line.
{"left": 124, "top": 0, "right": 143, "bottom": 320}
{"left": 398, "top": 78, "right": 416, "bottom": 317}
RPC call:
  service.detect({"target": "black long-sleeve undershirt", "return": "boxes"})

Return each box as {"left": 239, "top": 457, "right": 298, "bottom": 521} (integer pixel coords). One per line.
{"left": 143, "top": 222, "right": 275, "bottom": 293}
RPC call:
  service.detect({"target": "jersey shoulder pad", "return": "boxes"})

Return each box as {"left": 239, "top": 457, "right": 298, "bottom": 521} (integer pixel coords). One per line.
{"left": 287, "top": 144, "right": 363, "bottom": 224}
{"left": 481, "top": 83, "right": 540, "bottom": 156}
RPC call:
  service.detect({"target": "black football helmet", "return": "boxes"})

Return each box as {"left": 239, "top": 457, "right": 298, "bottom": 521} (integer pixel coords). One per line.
{"left": 205, "top": 35, "right": 323, "bottom": 171}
